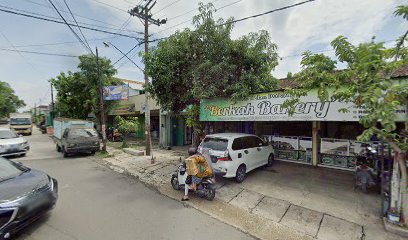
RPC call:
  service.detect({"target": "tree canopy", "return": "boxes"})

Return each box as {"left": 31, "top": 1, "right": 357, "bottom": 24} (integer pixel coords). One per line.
{"left": 284, "top": 5, "right": 408, "bottom": 226}
{"left": 146, "top": 3, "right": 279, "bottom": 114}
{"left": 51, "top": 54, "right": 121, "bottom": 121}
{"left": 0, "top": 81, "right": 25, "bottom": 118}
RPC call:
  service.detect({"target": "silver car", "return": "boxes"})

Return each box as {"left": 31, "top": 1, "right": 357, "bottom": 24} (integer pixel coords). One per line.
{"left": 0, "top": 128, "right": 30, "bottom": 157}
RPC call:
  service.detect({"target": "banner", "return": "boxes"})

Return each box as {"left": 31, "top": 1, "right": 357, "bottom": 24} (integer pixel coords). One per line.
{"left": 109, "top": 104, "right": 135, "bottom": 115}
{"left": 103, "top": 85, "right": 129, "bottom": 100}
{"left": 200, "top": 90, "right": 406, "bottom": 122}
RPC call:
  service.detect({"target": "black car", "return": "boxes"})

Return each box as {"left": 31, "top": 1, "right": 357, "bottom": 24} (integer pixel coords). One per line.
{"left": 0, "top": 157, "right": 58, "bottom": 239}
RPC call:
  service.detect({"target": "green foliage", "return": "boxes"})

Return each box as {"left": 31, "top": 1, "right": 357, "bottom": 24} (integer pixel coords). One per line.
{"left": 115, "top": 116, "right": 139, "bottom": 148}
{"left": 285, "top": 35, "right": 408, "bottom": 150}
{"left": 0, "top": 81, "right": 25, "bottom": 118}
{"left": 146, "top": 2, "right": 278, "bottom": 114}
{"left": 50, "top": 54, "right": 120, "bottom": 121}
{"left": 115, "top": 116, "right": 139, "bottom": 135}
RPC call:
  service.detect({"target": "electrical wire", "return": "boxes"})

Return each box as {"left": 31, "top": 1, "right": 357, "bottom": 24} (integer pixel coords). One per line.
{"left": 47, "top": 0, "right": 94, "bottom": 54}
{"left": 0, "top": 36, "right": 119, "bottom": 49}
{"left": 0, "top": 7, "right": 144, "bottom": 39}
{"left": 0, "top": 48, "right": 79, "bottom": 58}
{"left": 89, "top": 0, "right": 128, "bottom": 13}
{"left": 63, "top": 0, "right": 92, "bottom": 52}
{"left": 154, "top": 0, "right": 242, "bottom": 35}
{"left": 154, "top": 0, "right": 183, "bottom": 15}
{"left": 21, "top": 0, "right": 141, "bottom": 33}
{"left": 219, "top": 0, "right": 317, "bottom": 26}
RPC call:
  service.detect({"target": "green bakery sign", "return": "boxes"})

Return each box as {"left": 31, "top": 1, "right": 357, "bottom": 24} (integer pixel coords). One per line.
{"left": 200, "top": 90, "right": 406, "bottom": 122}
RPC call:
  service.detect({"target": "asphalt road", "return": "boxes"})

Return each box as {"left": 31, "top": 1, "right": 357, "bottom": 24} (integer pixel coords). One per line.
{"left": 13, "top": 129, "right": 253, "bottom": 240}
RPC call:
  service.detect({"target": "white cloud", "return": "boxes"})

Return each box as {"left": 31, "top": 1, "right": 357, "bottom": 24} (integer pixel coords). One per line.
{"left": 0, "top": 0, "right": 406, "bottom": 107}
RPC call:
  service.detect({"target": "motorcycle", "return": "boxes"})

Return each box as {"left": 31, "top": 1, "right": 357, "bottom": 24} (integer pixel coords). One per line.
{"left": 171, "top": 162, "right": 216, "bottom": 201}
{"left": 107, "top": 127, "right": 123, "bottom": 142}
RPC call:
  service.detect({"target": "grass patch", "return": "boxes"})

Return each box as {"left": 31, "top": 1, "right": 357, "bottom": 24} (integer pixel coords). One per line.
{"left": 96, "top": 151, "right": 114, "bottom": 158}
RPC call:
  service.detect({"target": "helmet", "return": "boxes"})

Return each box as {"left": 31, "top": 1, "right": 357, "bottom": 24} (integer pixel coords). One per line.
{"left": 188, "top": 147, "right": 197, "bottom": 156}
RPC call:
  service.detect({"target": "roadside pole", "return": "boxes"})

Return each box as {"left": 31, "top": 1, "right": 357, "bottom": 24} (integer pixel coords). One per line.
{"left": 50, "top": 82, "right": 54, "bottom": 127}
{"left": 96, "top": 47, "right": 107, "bottom": 151}
{"left": 129, "top": 1, "right": 166, "bottom": 160}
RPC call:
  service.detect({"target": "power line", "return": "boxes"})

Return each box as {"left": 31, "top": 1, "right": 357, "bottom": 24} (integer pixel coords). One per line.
{"left": 154, "top": 0, "right": 242, "bottom": 35}
{"left": 47, "top": 0, "right": 94, "bottom": 54}
{"left": 219, "top": 0, "right": 317, "bottom": 26}
{"left": 112, "top": 37, "right": 168, "bottom": 65}
{"left": 0, "top": 48, "right": 80, "bottom": 58}
{"left": 154, "top": 0, "right": 183, "bottom": 15}
{"left": 0, "top": 36, "right": 119, "bottom": 48}
{"left": 21, "top": 0, "right": 141, "bottom": 33}
{"left": 90, "top": 0, "right": 128, "bottom": 13}
{"left": 164, "top": 0, "right": 221, "bottom": 21}
{"left": 0, "top": 7, "right": 144, "bottom": 39}
{"left": 63, "top": 0, "right": 92, "bottom": 52}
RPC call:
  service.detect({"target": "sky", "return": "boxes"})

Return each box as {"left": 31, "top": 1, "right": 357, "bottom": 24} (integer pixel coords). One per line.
{"left": 0, "top": 0, "right": 406, "bottom": 111}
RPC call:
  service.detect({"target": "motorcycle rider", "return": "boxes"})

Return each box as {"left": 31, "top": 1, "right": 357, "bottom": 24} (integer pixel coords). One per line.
{"left": 182, "top": 147, "right": 213, "bottom": 201}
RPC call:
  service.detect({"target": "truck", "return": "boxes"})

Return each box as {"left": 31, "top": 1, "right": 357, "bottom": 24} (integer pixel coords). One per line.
{"left": 53, "top": 118, "right": 100, "bottom": 157}
{"left": 9, "top": 113, "right": 33, "bottom": 135}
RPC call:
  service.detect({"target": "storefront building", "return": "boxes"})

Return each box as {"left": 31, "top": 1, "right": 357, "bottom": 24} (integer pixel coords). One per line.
{"left": 200, "top": 85, "right": 407, "bottom": 170}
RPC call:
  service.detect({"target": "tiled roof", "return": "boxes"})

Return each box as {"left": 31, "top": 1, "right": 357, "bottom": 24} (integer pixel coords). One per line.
{"left": 391, "top": 63, "right": 408, "bottom": 78}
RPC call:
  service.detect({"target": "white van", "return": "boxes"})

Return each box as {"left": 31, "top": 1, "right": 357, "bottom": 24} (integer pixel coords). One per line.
{"left": 198, "top": 133, "right": 274, "bottom": 183}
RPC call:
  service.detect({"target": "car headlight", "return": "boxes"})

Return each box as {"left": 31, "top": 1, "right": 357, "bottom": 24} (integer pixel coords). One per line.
{"left": 20, "top": 141, "right": 28, "bottom": 146}
{"left": 94, "top": 141, "right": 99, "bottom": 145}
{"left": 68, "top": 143, "right": 76, "bottom": 147}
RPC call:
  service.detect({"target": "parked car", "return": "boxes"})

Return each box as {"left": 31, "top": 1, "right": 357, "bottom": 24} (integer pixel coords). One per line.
{"left": 56, "top": 127, "right": 100, "bottom": 157}
{"left": 0, "top": 157, "right": 58, "bottom": 239}
{"left": 198, "top": 133, "right": 274, "bottom": 183}
{"left": 0, "top": 128, "right": 30, "bottom": 158}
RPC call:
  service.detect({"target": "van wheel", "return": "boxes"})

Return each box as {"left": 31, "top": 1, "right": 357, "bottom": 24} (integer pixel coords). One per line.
{"left": 235, "top": 165, "right": 246, "bottom": 183}
{"left": 267, "top": 154, "right": 274, "bottom": 167}
{"left": 56, "top": 144, "right": 61, "bottom": 152}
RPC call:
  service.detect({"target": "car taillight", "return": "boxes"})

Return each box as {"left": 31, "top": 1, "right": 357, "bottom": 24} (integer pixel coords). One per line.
{"left": 217, "top": 150, "right": 232, "bottom": 161}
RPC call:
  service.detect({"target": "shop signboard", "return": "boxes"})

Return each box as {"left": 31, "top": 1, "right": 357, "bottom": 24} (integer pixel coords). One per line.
{"left": 200, "top": 89, "right": 406, "bottom": 122}
{"left": 109, "top": 104, "right": 135, "bottom": 115}
{"left": 103, "top": 85, "right": 129, "bottom": 100}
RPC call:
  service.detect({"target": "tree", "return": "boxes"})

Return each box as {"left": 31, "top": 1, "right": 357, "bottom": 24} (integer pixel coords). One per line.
{"left": 115, "top": 116, "right": 139, "bottom": 148}
{"left": 146, "top": 3, "right": 278, "bottom": 145}
{"left": 51, "top": 54, "right": 121, "bottom": 124}
{"left": 284, "top": 5, "right": 408, "bottom": 226}
{"left": 0, "top": 81, "right": 25, "bottom": 118}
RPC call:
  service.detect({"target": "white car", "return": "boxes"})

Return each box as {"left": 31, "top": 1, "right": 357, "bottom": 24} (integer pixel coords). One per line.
{"left": 0, "top": 128, "right": 30, "bottom": 157}
{"left": 198, "top": 133, "right": 274, "bottom": 183}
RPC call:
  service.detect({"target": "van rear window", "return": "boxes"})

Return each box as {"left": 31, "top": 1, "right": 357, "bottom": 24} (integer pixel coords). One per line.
{"left": 202, "top": 138, "right": 228, "bottom": 151}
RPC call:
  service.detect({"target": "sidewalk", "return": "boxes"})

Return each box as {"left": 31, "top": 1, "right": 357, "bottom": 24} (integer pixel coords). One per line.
{"left": 95, "top": 146, "right": 405, "bottom": 240}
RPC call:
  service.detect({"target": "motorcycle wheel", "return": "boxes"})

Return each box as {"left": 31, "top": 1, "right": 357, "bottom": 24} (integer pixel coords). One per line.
{"left": 171, "top": 175, "right": 180, "bottom": 190}
{"left": 205, "top": 188, "right": 216, "bottom": 201}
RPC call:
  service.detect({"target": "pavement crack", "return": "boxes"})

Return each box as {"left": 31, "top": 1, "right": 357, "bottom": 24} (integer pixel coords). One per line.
{"left": 360, "top": 226, "right": 366, "bottom": 240}
{"left": 250, "top": 195, "right": 265, "bottom": 213}
{"left": 278, "top": 203, "right": 291, "bottom": 223}
{"left": 227, "top": 188, "right": 244, "bottom": 203}
{"left": 315, "top": 213, "right": 325, "bottom": 238}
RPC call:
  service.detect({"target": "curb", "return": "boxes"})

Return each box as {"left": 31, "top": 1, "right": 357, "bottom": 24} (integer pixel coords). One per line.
{"left": 92, "top": 155, "right": 313, "bottom": 240}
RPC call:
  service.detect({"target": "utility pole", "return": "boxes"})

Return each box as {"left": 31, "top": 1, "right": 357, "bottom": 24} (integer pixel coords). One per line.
{"left": 50, "top": 82, "right": 55, "bottom": 127}
{"left": 129, "top": 1, "right": 166, "bottom": 158}
{"left": 96, "top": 47, "right": 107, "bottom": 151}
